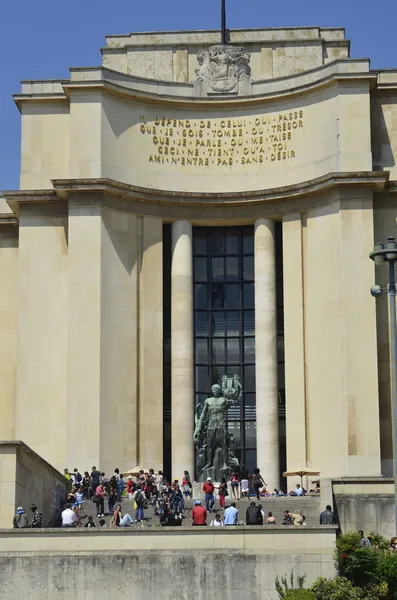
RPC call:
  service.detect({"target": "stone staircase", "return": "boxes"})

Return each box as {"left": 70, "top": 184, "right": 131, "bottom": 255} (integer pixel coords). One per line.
{"left": 80, "top": 494, "right": 321, "bottom": 527}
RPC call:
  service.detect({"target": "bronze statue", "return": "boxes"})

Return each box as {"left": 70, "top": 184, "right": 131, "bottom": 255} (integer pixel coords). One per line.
{"left": 193, "top": 375, "right": 241, "bottom": 481}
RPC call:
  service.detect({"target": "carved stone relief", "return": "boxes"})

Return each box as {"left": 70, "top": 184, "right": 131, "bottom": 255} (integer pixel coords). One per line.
{"left": 195, "top": 45, "right": 251, "bottom": 92}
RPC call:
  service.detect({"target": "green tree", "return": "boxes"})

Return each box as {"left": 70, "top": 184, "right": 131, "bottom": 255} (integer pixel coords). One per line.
{"left": 339, "top": 547, "right": 379, "bottom": 587}
{"left": 335, "top": 532, "right": 362, "bottom": 555}
{"left": 335, "top": 531, "right": 397, "bottom": 596}
{"left": 311, "top": 576, "right": 362, "bottom": 600}
{"left": 377, "top": 552, "right": 397, "bottom": 599}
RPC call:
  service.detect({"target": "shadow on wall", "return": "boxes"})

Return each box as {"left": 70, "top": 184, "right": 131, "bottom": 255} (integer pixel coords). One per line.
{"left": 102, "top": 207, "right": 137, "bottom": 275}
{"left": 371, "top": 96, "right": 396, "bottom": 170}
{"left": 103, "top": 94, "right": 140, "bottom": 139}
{"left": 102, "top": 208, "right": 162, "bottom": 277}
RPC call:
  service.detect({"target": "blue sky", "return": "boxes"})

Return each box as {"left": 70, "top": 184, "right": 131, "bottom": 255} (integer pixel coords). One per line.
{"left": 1, "top": 0, "right": 397, "bottom": 191}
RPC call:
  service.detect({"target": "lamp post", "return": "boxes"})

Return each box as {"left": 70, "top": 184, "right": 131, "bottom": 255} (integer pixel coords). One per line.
{"left": 369, "top": 236, "right": 397, "bottom": 534}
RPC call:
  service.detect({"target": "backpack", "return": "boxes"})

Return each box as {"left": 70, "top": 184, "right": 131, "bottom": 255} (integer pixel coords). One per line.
{"left": 14, "top": 514, "right": 22, "bottom": 528}
{"left": 136, "top": 491, "right": 146, "bottom": 507}
{"left": 14, "top": 514, "right": 27, "bottom": 528}
{"left": 75, "top": 472, "right": 82, "bottom": 483}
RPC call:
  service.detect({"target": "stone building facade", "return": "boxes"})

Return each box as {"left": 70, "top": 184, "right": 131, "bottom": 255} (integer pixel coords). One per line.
{"left": 1, "top": 26, "right": 396, "bottom": 488}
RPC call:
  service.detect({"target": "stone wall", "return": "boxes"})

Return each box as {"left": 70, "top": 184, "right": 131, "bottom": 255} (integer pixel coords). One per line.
{"left": 333, "top": 478, "right": 395, "bottom": 539}
{"left": 335, "top": 495, "right": 395, "bottom": 539}
{"left": 0, "top": 527, "right": 337, "bottom": 600}
{"left": 102, "top": 27, "right": 349, "bottom": 82}
{"left": 0, "top": 441, "right": 68, "bottom": 528}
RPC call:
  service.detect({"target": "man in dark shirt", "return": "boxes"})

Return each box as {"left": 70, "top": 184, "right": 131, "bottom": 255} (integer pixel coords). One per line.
{"left": 359, "top": 530, "right": 371, "bottom": 548}
{"left": 282, "top": 510, "right": 293, "bottom": 525}
{"left": 246, "top": 501, "right": 263, "bottom": 525}
{"left": 90, "top": 466, "right": 101, "bottom": 491}
{"left": 319, "top": 505, "right": 337, "bottom": 525}
{"left": 85, "top": 516, "right": 96, "bottom": 528}
{"left": 30, "top": 503, "right": 43, "bottom": 528}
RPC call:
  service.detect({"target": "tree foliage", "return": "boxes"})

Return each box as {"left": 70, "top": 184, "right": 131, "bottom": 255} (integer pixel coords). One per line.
{"left": 311, "top": 577, "right": 362, "bottom": 600}
{"left": 334, "top": 532, "right": 397, "bottom": 598}
{"left": 274, "top": 540, "right": 397, "bottom": 600}
{"left": 284, "top": 591, "right": 314, "bottom": 600}
{"left": 377, "top": 552, "right": 397, "bottom": 599}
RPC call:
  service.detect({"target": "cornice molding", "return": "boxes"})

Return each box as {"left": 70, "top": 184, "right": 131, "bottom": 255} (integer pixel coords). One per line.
{"left": 1, "top": 172, "right": 389, "bottom": 218}
{"left": 13, "top": 59, "right": 377, "bottom": 111}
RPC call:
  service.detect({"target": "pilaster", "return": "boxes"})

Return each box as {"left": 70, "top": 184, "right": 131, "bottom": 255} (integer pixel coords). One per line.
{"left": 16, "top": 204, "right": 68, "bottom": 469}
{"left": 282, "top": 213, "right": 307, "bottom": 483}
{"left": 67, "top": 195, "right": 139, "bottom": 474}
{"left": 138, "top": 216, "right": 163, "bottom": 471}
{"left": 171, "top": 220, "right": 194, "bottom": 479}
{"left": 255, "top": 218, "right": 279, "bottom": 489}
{"left": 0, "top": 225, "right": 19, "bottom": 440}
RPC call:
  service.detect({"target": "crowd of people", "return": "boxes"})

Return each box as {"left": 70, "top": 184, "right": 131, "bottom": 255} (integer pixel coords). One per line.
{"left": 221, "top": 468, "right": 320, "bottom": 500}
{"left": 357, "top": 530, "right": 397, "bottom": 553}
{"left": 11, "top": 473, "right": 397, "bottom": 557}
{"left": 11, "top": 464, "right": 326, "bottom": 529}
{"left": 58, "top": 466, "right": 194, "bottom": 527}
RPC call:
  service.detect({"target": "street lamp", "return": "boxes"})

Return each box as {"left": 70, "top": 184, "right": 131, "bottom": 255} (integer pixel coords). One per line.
{"left": 369, "top": 236, "right": 397, "bottom": 534}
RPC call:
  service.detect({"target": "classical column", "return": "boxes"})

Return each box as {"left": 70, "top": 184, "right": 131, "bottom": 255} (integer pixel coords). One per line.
{"left": 171, "top": 220, "right": 194, "bottom": 479}
{"left": 255, "top": 218, "right": 279, "bottom": 490}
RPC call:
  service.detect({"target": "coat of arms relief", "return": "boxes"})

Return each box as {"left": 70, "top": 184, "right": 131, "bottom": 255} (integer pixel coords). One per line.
{"left": 195, "top": 45, "right": 251, "bottom": 93}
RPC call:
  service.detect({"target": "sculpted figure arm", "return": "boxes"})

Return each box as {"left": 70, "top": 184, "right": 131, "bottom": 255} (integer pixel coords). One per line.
{"left": 224, "top": 396, "right": 236, "bottom": 411}
{"left": 193, "top": 400, "right": 208, "bottom": 444}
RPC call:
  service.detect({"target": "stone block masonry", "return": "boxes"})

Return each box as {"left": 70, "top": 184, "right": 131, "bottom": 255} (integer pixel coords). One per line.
{"left": 0, "top": 527, "right": 337, "bottom": 600}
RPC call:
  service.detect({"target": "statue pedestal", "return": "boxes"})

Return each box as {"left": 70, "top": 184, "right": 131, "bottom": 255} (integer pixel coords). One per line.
{"left": 197, "top": 448, "right": 229, "bottom": 482}
{"left": 192, "top": 482, "right": 204, "bottom": 499}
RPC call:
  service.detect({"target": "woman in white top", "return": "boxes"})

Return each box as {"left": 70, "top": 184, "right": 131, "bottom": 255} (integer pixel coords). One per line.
{"left": 156, "top": 470, "right": 164, "bottom": 493}
{"left": 210, "top": 513, "right": 224, "bottom": 527}
{"left": 241, "top": 479, "right": 249, "bottom": 499}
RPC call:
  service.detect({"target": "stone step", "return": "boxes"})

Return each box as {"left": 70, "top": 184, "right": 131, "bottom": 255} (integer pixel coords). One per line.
{"left": 79, "top": 495, "right": 322, "bottom": 527}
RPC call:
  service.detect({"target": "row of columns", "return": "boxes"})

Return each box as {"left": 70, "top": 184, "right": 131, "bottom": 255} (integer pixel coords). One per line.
{"left": 171, "top": 219, "right": 279, "bottom": 489}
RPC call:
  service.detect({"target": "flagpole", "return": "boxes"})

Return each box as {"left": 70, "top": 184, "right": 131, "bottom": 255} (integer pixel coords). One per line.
{"left": 221, "top": 0, "right": 227, "bottom": 44}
